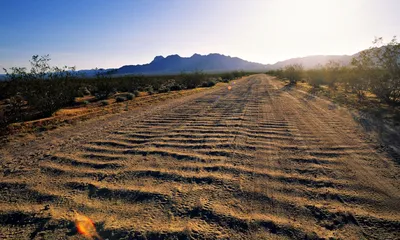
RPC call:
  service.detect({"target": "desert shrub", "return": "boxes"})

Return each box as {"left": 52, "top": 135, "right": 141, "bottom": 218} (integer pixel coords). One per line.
{"left": 26, "top": 78, "right": 78, "bottom": 116}
{"left": 170, "top": 84, "right": 183, "bottom": 91}
{"left": 340, "top": 68, "right": 368, "bottom": 101}
{"left": 83, "top": 88, "right": 91, "bottom": 95}
{"left": 266, "top": 69, "right": 285, "bottom": 79}
{"left": 100, "top": 100, "right": 109, "bottom": 106}
{"left": 221, "top": 72, "right": 235, "bottom": 81}
{"left": 83, "top": 100, "right": 90, "bottom": 105}
{"left": 356, "top": 37, "right": 400, "bottom": 105}
{"left": 201, "top": 80, "right": 217, "bottom": 87}
{"left": 0, "top": 56, "right": 260, "bottom": 131}
{"left": 115, "top": 96, "right": 127, "bottom": 102}
{"left": 283, "top": 64, "right": 304, "bottom": 85}
{"left": 181, "top": 71, "right": 206, "bottom": 89}
{"left": 265, "top": 70, "right": 275, "bottom": 75}
{"left": 267, "top": 66, "right": 300, "bottom": 83}
{"left": 158, "top": 86, "right": 170, "bottom": 93}
{"left": 324, "top": 61, "right": 341, "bottom": 88}
{"left": 78, "top": 87, "right": 91, "bottom": 97}
{"left": 145, "top": 86, "right": 155, "bottom": 95}
{"left": 1, "top": 95, "right": 25, "bottom": 125}
{"left": 306, "top": 68, "right": 325, "bottom": 88}
{"left": 92, "top": 70, "right": 117, "bottom": 100}
{"left": 337, "top": 67, "right": 353, "bottom": 92}
{"left": 159, "top": 79, "right": 182, "bottom": 93}
{"left": 232, "top": 70, "right": 246, "bottom": 79}
{"left": 2, "top": 55, "right": 80, "bottom": 119}
{"left": 126, "top": 93, "right": 135, "bottom": 100}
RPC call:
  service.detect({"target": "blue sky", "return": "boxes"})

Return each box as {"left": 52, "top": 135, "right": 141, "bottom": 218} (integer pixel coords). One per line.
{"left": 0, "top": 0, "right": 399, "bottom": 73}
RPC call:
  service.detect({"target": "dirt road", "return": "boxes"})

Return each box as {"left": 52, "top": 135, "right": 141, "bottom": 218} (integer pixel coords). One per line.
{"left": 1, "top": 74, "right": 399, "bottom": 239}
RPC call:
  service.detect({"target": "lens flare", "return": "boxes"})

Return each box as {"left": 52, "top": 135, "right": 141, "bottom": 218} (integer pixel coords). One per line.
{"left": 74, "top": 211, "right": 102, "bottom": 240}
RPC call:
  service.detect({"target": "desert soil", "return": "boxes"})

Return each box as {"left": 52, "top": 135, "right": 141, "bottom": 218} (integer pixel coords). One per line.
{"left": 0, "top": 74, "right": 399, "bottom": 239}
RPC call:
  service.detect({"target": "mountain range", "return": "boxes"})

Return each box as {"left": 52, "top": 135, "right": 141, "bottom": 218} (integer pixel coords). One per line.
{"left": 265, "top": 54, "right": 354, "bottom": 69}
{"left": 109, "top": 53, "right": 356, "bottom": 76}
{"left": 0, "top": 52, "right": 359, "bottom": 79}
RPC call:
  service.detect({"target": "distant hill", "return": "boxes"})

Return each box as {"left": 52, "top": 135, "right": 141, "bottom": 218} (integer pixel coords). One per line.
{"left": 265, "top": 54, "right": 355, "bottom": 70}
{"left": 117, "top": 53, "right": 267, "bottom": 75}
{"left": 76, "top": 68, "right": 115, "bottom": 77}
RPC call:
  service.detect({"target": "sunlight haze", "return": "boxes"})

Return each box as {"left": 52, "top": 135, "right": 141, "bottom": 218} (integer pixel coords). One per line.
{"left": 2, "top": 1, "right": 400, "bottom": 239}
{"left": 0, "top": 0, "right": 399, "bottom": 73}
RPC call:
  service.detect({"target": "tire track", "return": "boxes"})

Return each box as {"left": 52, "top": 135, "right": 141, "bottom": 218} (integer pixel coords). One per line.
{"left": 1, "top": 75, "right": 399, "bottom": 239}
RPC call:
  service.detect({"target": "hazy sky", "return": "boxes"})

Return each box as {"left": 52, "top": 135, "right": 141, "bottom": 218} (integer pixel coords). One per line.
{"left": 0, "top": 0, "right": 399, "bottom": 73}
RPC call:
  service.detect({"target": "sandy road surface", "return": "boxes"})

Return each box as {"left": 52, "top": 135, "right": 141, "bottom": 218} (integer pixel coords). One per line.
{"left": 0, "top": 74, "right": 399, "bottom": 239}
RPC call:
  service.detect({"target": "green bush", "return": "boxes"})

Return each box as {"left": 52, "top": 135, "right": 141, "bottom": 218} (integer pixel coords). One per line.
{"left": 93, "top": 81, "right": 114, "bottom": 100}
{"left": 306, "top": 69, "right": 325, "bottom": 88}
{"left": 158, "top": 86, "right": 170, "bottom": 93}
{"left": 284, "top": 64, "right": 304, "bottom": 85}
{"left": 201, "top": 80, "right": 216, "bottom": 87}
{"left": 126, "top": 93, "right": 135, "bottom": 100}
{"left": 2, "top": 95, "right": 25, "bottom": 125}
{"left": 1, "top": 55, "right": 79, "bottom": 119}
{"left": 351, "top": 37, "right": 400, "bottom": 105}
{"left": 180, "top": 71, "right": 206, "bottom": 89}
{"left": 100, "top": 100, "right": 109, "bottom": 106}
{"left": 133, "top": 90, "right": 140, "bottom": 97}
{"left": 170, "top": 84, "right": 183, "bottom": 91}
{"left": 266, "top": 69, "right": 285, "bottom": 79}
{"left": 221, "top": 72, "right": 234, "bottom": 81}
{"left": 145, "top": 86, "right": 155, "bottom": 95}
{"left": 77, "top": 86, "right": 91, "bottom": 97}
{"left": 325, "top": 61, "right": 341, "bottom": 88}
{"left": 115, "top": 96, "right": 127, "bottom": 102}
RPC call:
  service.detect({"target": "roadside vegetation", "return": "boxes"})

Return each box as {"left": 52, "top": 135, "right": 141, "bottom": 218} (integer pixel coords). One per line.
{"left": 267, "top": 37, "right": 400, "bottom": 124}
{"left": 0, "top": 56, "right": 251, "bottom": 134}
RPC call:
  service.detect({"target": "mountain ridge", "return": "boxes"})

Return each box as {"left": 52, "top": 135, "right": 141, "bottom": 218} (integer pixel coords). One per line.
{"left": 111, "top": 52, "right": 359, "bottom": 76}
{"left": 0, "top": 52, "right": 361, "bottom": 78}
{"left": 116, "top": 53, "right": 267, "bottom": 75}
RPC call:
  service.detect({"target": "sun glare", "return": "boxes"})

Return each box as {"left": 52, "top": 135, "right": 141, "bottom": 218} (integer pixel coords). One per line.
{"left": 74, "top": 211, "right": 101, "bottom": 240}
{"left": 246, "top": 0, "right": 367, "bottom": 63}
